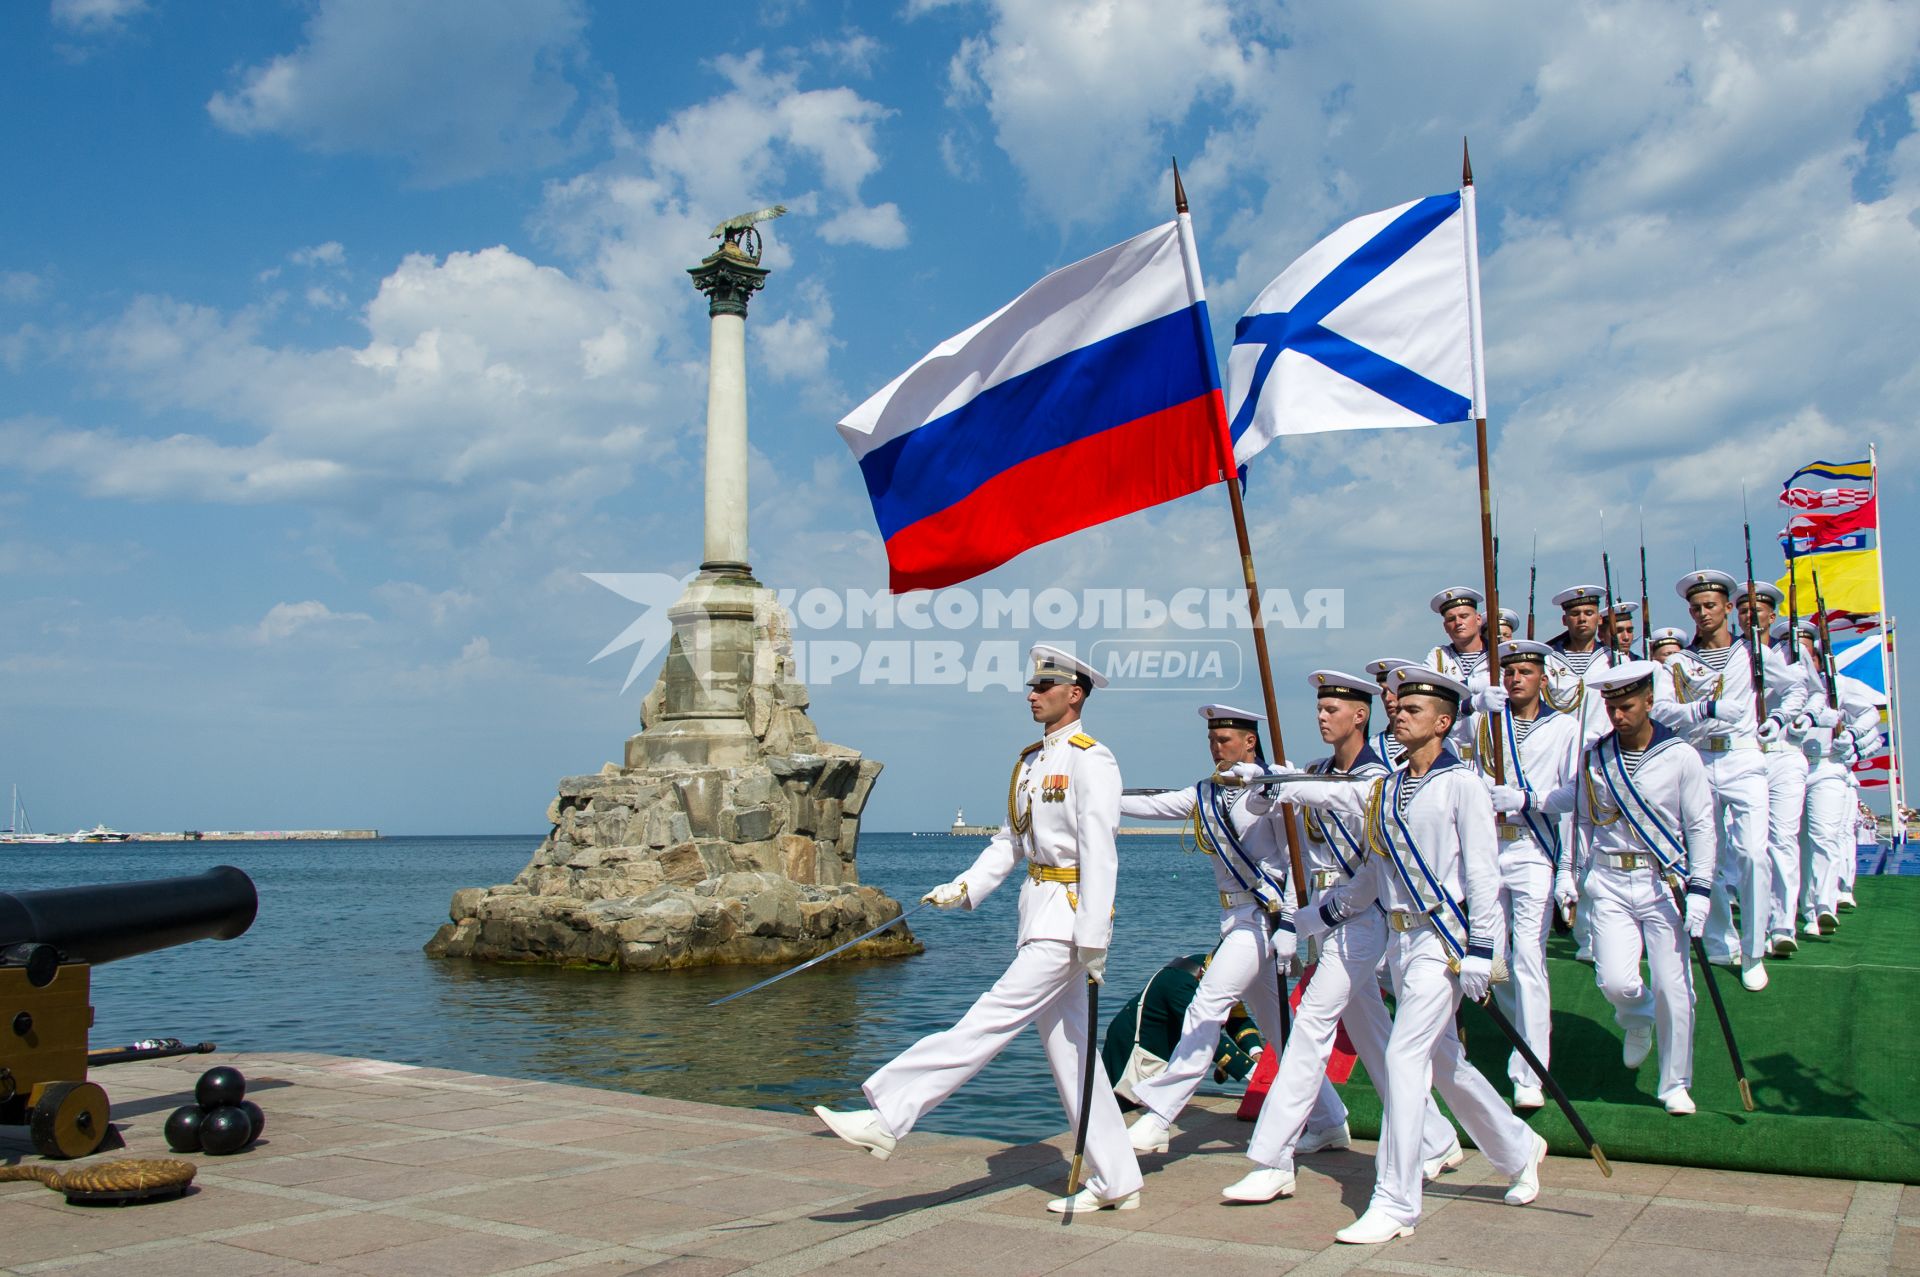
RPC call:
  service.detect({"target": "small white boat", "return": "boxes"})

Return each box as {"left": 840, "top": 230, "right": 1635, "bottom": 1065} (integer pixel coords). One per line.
{"left": 0, "top": 785, "right": 60, "bottom": 845}
{"left": 67, "top": 824, "right": 133, "bottom": 844}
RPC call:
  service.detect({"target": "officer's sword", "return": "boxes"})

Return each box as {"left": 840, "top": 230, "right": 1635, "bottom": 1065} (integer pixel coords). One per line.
{"left": 707, "top": 901, "right": 934, "bottom": 1007}
{"left": 1065, "top": 975, "right": 1099, "bottom": 1204}
{"left": 1665, "top": 873, "right": 1756, "bottom": 1111}
{"left": 1453, "top": 966, "right": 1612, "bottom": 1177}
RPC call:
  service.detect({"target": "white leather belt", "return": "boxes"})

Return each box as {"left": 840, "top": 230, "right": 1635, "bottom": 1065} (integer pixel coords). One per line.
{"left": 1703, "top": 735, "right": 1757, "bottom": 753}
{"left": 1386, "top": 909, "right": 1431, "bottom": 933}
{"left": 1220, "top": 889, "right": 1257, "bottom": 909}
{"left": 1600, "top": 852, "right": 1651, "bottom": 870}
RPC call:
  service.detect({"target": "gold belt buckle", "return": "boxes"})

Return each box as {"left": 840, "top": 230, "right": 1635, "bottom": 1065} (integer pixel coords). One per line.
{"left": 1311, "top": 869, "right": 1340, "bottom": 890}
{"left": 1499, "top": 824, "right": 1524, "bottom": 841}
{"left": 1387, "top": 910, "right": 1424, "bottom": 933}
{"left": 1610, "top": 853, "right": 1645, "bottom": 870}
{"left": 1706, "top": 735, "right": 1731, "bottom": 753}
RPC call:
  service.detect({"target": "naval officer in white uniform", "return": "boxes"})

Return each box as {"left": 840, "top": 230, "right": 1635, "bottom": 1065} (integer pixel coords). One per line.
{"left": 1116, "top": 703, "right": 1347, "bottom": 1157}
{"left": 814, "top": 644, "right": 1142, "bottom": 1213}
{"left": 1259, "top": 668, "right": 1547, "bottom": 1245}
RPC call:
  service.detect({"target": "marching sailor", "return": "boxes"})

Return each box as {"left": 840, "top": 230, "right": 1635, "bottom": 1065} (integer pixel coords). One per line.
{"left": 1479, "top": 641, "right": 1583, "bottom": 1111}
{"left": 1536, "top": 662, "right": 1716, "bottom": 1113}
{"left": 1425, "top": 587, "right": 1491, "bottom": 686}
{"left": 1496, "top": 607, "right": 1521, "bottom": 644}
{"left": 1366, "top": 657, "right": 1418, "bottom": 768}
{"left": 1546, "top": 584, "right": 1625, "bottom": 745}
{"left": 1259, "top": 668, "right": 1547, "bottom": 1245}
{"left": 1115, "top": 704, "right": 1348, "bottom": 1157}
{"left": 1652, "top": 570, "right": 1788, "bottom": 990}
{"left": 1603, "top": 600, "right": 1640, "bottom": 656}
{"left": 815, "top": 645, "right": 1142, "bottom": 1213}
{"left": 1789, "top": 626, "right": 1885, "bottom": 933}
{"left": 1648, "top": 627, "right": 1689, "bottom": 660}
{"left": 1222, "top": 672, "right": 1461, "bottom": 1204}
{"left": 1735, "top": 584, "right": 1814, "bottom": 957}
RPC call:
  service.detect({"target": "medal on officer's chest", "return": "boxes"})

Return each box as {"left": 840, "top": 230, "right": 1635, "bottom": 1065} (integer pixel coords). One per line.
{"left": 1042, "top": 774, "right": 1069, "bottom": 803}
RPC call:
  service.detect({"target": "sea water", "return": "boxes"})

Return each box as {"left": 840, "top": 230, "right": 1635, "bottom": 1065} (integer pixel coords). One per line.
{"left": 2, "top": 832, "right": 1241, "bottom": 1143}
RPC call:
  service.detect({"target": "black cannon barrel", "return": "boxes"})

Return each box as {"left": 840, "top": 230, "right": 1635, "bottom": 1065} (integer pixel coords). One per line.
{"left": 0, "top": 866, "right": 257, "bottom": 965}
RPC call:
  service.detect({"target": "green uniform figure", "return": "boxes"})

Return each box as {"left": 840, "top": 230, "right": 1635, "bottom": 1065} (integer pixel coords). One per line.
{"left": 1102, "top": 954, "right": 1263, "bottom": 1109}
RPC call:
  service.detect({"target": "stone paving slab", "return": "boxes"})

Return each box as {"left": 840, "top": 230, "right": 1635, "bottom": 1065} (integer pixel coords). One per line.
{"left": 0, "top": 1052, "right": 1906, "bottom": 1276}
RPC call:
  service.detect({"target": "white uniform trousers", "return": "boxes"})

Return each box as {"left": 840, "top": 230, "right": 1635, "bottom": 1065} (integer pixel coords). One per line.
{"left": 1491, "top": 842, "right": 1554, "bottom": 1090}
{"left": 1585, "top": 862, "right": 1694, "bottom": 1102}
{"left": 1370, "top": 928, "right": 1537, "bottom": 1227}
{"left": 1761, "top": 748, "right": 1809, "bottom": 939}
{"left": 1700, "top": 751, "right": 1769, "bottom": 964}
{"left": 862, "top": 939, "right": 1142, "bottom": 1200}
{"left": 1801, "top": 764, "right": 1852, "bottom": 919}
{"left": 1561, "top": 812, "right": 1594, "bottom": 957}
{"left": 1839, "top": 779, "right": 1863, "bottom": 893}
{"left": 1132, "top": 905, "right": 1346, "bottom": 1132}
{"left": 1246, "top": 910, "right": 1457, "bottom": 1173}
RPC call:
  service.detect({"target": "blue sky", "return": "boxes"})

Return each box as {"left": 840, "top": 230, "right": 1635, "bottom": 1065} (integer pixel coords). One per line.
{"left": 3, "top": 0, "right": 1918, "bottom": 835}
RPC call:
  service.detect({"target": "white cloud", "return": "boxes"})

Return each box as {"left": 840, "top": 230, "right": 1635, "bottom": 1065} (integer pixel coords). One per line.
{"left": 254, "top": 599, "right": 372, "bottom": 643}
{"left": 206, "top": 0, "right": 598, "bottom": 184}
{"left": 50, "top": 0, "right": 146, "bottom": 33}
{"left": 0, "top": 272, "right": 45, "bottom": 304}
{"left": 817, "top": 201, "right": 907, "bottom": 248}
{"left": 756, "top": 279, "right": 838, "bottom": 383}
{"left": 290, "top": 242, "right": 346, "bottom": 269}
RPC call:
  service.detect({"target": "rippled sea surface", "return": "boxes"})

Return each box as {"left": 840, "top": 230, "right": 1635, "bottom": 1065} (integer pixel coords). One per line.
{"left": 2, "top": 832, "right": 1238, "bottom": 1143}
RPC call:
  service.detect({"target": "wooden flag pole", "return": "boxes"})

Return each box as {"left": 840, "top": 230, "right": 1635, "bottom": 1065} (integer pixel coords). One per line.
{"left": 1174, "top": 160, "right": 1310, "bottom": 907}
{"left": 1463, "top": 141, "right": 1506, "bottom": 785}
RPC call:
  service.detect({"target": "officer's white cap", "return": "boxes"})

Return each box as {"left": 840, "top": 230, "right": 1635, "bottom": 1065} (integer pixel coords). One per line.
{"left": 1386, "top": 667, "right": 1470, "bottom": 704}
{"left": 1307, "top": 670, "right": 1376, "bottom": 701}
{"left": 1675, "top": 569, "right": 1738, "bottom": 601}
{"left": 1027, "top": 643, "right": 1107, "bottom": 689}
{"left": 1429, "top": 587, "right": 1484, "bottom": 615}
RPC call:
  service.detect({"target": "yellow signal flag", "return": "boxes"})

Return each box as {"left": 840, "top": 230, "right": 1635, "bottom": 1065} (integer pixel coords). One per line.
{"left": 1777, "top": 547, "right": 1882, "bottom": 615}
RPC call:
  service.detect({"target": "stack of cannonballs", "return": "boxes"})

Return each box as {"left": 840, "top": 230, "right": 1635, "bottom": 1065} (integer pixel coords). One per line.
{"left": 163, "top": 1066, "right": 265, "bottom": 1156}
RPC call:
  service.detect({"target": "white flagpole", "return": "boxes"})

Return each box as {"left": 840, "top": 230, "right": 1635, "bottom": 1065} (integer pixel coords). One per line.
{"left": 1869, "top": 443, "right": 1905, "bottom": 841}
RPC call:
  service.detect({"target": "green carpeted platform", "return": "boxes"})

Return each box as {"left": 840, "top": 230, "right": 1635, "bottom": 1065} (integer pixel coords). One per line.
{"left": 1326, "top": 875, "right": 1920, "bottom": 1182}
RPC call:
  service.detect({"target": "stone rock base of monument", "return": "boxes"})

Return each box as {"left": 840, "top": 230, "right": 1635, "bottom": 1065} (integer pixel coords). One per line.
{"left": 426, "top": 578, "right": 921, "bottom": 972}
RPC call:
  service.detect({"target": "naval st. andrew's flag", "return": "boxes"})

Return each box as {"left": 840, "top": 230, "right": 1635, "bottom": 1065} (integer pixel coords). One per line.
{"left": 838, "top": 220, "right": 1229, "bottom": 592}
{"left": 1226, "top": 189, "right": 1484, "bottom": 462}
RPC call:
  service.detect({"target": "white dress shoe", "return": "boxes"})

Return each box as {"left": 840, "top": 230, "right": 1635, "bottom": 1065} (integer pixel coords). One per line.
{"left": 1512, "top": 1085, "right": 1545, "bottom": 1111}
{"left": 1046, "top": 1187, "right": 1139, "bottom": 1214}
{"left": 813, "top": 1106, "right": 896, "bottom": 1160}
{"left": 1740, "top": 959, "right": 1769, "bottom": 991}
{"left": 1221, "top": 1166, "right": 1296, "bottom": 1202}
{"left": 1335, "top": 1207, "right": 1414, "bottom": 1244}
{"left": 1662, "top": 1087, "right": 1696, "bottom": 1116}
{"left": 1127, "top": 1113, "right": 1170, "bottom": 1154}
{"left": 1295, "top": 1120, "right": 1350, "bottom": 1154}
{"left": 1421, "top": 1136, "right": 1465, "bottom": 1181}
{"left": 1504, "top": 1130, "right": 1549, "bottom": 1206}
{"left": 1623, "top": 1025, "right": 1654, "bottom": 1069}
{"left": 1816, "top": 909, "right": 1839, "bottom": 933}
{"left": 1838, "top": 891, "right": 1856, "bottom": 910}
{"left": 1770, "top": 932, "right": 1798, "bottom": 956}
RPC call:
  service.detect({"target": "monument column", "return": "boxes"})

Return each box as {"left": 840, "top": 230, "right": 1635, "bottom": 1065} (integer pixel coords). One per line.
{"left": 688, "top": 245, "right": 766, "bottom": 574}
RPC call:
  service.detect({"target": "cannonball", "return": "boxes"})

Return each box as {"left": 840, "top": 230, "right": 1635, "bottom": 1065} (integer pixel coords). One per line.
{"left": 198, "top": 1105, "right": 253, "bottom": 1156}
{"left": 239, "top": 1100, "right": 266, "bottom": 1144}
{"left": 195, "top": 1066, "right": 246, "bottom": 1109}
{"left": 163, "top": 1105, "right": 205, "bottom": 1153}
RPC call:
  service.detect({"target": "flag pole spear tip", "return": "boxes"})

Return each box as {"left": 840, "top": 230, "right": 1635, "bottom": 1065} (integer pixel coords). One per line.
{"left": 1172, "top": 156, "right": 1189, "bottom": 214}
{"left": 1462, "top": 137, "right": 1474, "bottom": 187}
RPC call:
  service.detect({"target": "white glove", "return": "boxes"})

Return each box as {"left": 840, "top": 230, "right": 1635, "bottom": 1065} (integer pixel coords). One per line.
{"left": 1270, "top": 925, "right": 1298, "bottom": 966}
{"left": 1757, "top": 716, "right": 1785, "bottom": 745}
{"left": 1683, "top": 892, "right": 1709, "bottom": 939}
{"left": 1837, "top": 734, "right": 1860, "bottom": 765}
{"left": 1471, "top": 685, "right": 1510, "bottom": 716}
{"left": 1791, "top": 713, "right": 1815, "bottom": 734}
{"left": 1075, "top": 945, "right": 1107, "bottom": 985}
{"left": 1553, "top": 870, "right": 1578, "bottom": 915}
{"left": 1489, "top": 784, "right": 1528, "bottom": 815}
{"left": 921, "top": 880, "right": 968, "bottom": 908}
{"left": 1224, "top": 761, "right": 1267, "bottom": 782}
{"left": 1456, "top": 955, "right": 1493, "bottom": 1002}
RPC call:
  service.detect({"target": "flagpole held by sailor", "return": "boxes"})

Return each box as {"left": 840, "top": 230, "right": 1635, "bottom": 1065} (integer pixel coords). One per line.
{"left": 813, "top": 645, "right": 1142, "bottom": 1213}
{"left": 1114, "top": 703, "right": 1347, "bottom": 1157}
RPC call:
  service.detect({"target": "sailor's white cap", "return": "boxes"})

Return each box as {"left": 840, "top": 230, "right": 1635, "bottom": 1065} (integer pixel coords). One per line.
{"left": 1498, "top": 639, "right": 1555, "bottom": 665}
{"left": 1648, "top": 626, "right": 1689, "bottom": 648}
{"left": 1676, "top": 569, "right": 1738, "bottom": 601}
{"left": 1386, "top": 667, "right": 1470, "bottom": 704}
{"left": 1734, "top": 581, "right": 1785, "bottom": 608}
{"left": 1605, "top": 600, "right": 1640, "bottom": 616}
{"left": 1496, "top": 607, "right": 1520, "bottom": 629}
{"left": 1198, "top": 703, "right": 1264, "bottom": 728}
{"left": 1365, "top": 657, "right": 1419, "bottom": 680}
{"left": 1553, "top": 584, "right": 1605, "bottom": 609}
{"left": 1770, "top": 618, "right": 1818, "bottom": 641}
{"left": 1429, "top": 586, "right": 1484, "bottom": 615}
{"left": 1307, "top": 670, "right": 1376, "bottom": 701}
{"left": 1027, "top": 643, "right": 1106, "bottom": 689}
{"left": 1590, "top": 660, "right": 1663, "bottom": 696}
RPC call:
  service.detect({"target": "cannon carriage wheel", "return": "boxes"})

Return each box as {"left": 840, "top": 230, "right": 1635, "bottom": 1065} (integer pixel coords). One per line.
{"left": 29, "top": 1081, "right": 109, "bottom": 1159}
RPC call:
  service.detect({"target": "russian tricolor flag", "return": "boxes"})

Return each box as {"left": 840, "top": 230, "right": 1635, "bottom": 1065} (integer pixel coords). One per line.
{"left": 838, "top": 221, "right": 1230, "bottom": 593}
